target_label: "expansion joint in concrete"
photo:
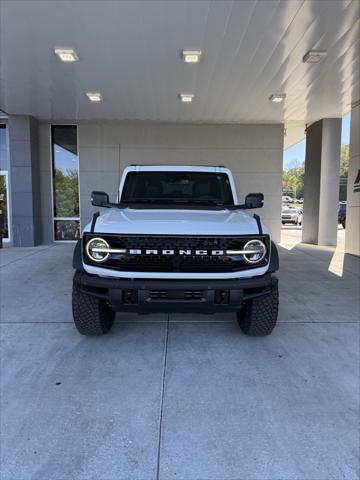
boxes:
[156,315,170,480]
[0,245,55,268]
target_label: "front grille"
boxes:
[83,234,269,273]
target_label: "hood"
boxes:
[84,207,267,236]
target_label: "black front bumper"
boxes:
[74,271,278,314]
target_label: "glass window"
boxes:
[54,220,80,241]
[0,125,7,164]
[0,125,10,241]
[121,171,234,206]
[0,171,9,241]
[51,126,80,240]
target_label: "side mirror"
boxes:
[91,191,110,207]
[245,193,264,209]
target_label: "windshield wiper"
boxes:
[121,199,158,203]
[189,199,227,206]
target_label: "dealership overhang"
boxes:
[0,0,359,253]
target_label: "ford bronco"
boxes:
[72,165,279,336]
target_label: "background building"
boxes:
[0,0,359,254]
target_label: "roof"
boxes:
[0,0,359,148]
[123,165,231,173]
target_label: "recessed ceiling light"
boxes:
[86,92,102,102]
[178,93,194,103]
[54,48,79,62]
[269,93,286,103]
[182,49,202,63]
[303,50,327,63]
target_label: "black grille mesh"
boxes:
[83,234,269,273]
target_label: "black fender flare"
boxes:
[268,241,279,273]
[72,239,84,271]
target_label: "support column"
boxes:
[8,115,41,246]
[302,118,342,246]
[345,102,360,256]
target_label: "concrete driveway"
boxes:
[1,233,359,480]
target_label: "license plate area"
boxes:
[148,289,204,301]
[108,287,243,310]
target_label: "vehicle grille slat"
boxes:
[84,235,269,273]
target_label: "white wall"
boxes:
[78,122,283,242]
[345,103,360,256]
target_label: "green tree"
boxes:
[282,171,297,193]
[282,164,305,199]
[340,144,349,176]
[54,168,79,217]
[339,144,349,201]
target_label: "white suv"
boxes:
[72,165,279,336]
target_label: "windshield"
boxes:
[121,171,234,206]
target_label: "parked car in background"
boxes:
[282,195,294,203]
[338,202,346,228]
[281,206,303,225]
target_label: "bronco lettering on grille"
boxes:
[128,249,224,256]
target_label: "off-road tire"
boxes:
[237,281,279,336]
[72,277,115,336]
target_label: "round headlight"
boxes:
[243,239,266,264]
[86,237,110,263]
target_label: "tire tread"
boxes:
[237,281,279,336]
[72,273,114,336]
